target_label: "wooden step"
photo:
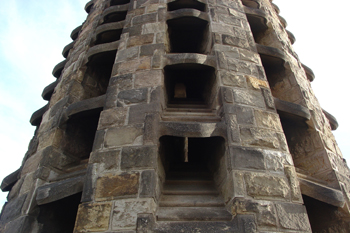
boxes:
[159,194,225,207]
[157,207,232,221]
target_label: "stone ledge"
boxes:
[302,63,315,82]
[256,44,287,67]
[274,97,311,121]
[167,0,206,6]
[278,15,287,28]
[70,25,82,40]
[243,6,268,32]
[42,80,59,101]
[36,175,85,205]
[286,30,295,45]
[87,40,120,63]
[164,53,216,68]
[166,9,209,22]
[102,3,129,22]
[241,0,260,9]
[95,21,125,39]
[30,104,49,126]
[1,169,20,192]
[298,176,345,207]
[271,2,280,14]
[60,95,105,125]
[62,41,75,58]
[52,60,67,78]
[85,0,94,14]
[323,108,339,130]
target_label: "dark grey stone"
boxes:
[125,25,143,37]
[261,88,275,109]
[1,169,20,192]
[140,170,156,198]
[224,105,255,125]
[129,103,161,124]
[3,215,35,233]
[81,164,96,203]
[118,88,148,104]
[0,194,27,224]
[221,87,233,103]
[230,147,265,170]
[90,150,120,171]
[121,146,157,170]
[109,74,133,89]
[92,130,106,152]
[140,44,164,56]
[144,113,160,145]
[222,34,249,49]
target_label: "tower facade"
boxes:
[1,0,350,232]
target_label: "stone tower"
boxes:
[1,0,350,232]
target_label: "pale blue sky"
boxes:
[1,0,349,209]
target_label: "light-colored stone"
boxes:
[276,203,311,231]
[74,203,112,232]
[264,150,293,173]
[255,110,283,132]
[112,199,156,230]
[220,71,246,87]
[233,89,266,108]
[240,127,280,149]
[98,108,128,130]
[246,76,268,90]
[134,70,162,88]
[105,126,143,148]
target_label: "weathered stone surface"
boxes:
[246,76,268,90]
[98,107,127,130]
[233,89,265,108]
[96,172,140,200]
[240,127,280,149]
[285,166,303,202]
[230,147,265,170]
[220,71,246,87]
[261,87,275,109]
[105,126,143,148]
[112,199,156,230]
[121,146,157,170]
[118,88,148,105]
[226,114,240,143]
[232,198,277,227]
[74,202,112,232]
[264,150,292,173]
[2,215,35,233]
[127,34,154,47]
[225,105,255,125]
[244,173,290,199]
[222,34,250,49]
[90,150,120,171]
[255,110,283,132]
[129,103,161,124]
[134,70,162,88]
[0,194,27,224]
[116,47,139,62]
[140,43,164,56]
[276,203,311,231]
[133,13,157,26]
[140,170,157,198]
[109,74,133,91]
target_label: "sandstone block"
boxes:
[105,126,143,148]
[225,105,254,125]
[285,166,303,202]
[233,89,266,108]
[118,88,148,105]
[244,173,290,199]
[261,87,275,109]
[112,199,156,230]
[254,110,283,132]
[121,146,157,170]
[127,34,154,48]
[95,172,140,200]
[240,127,280,149]
[276,203,311,231]
[230,147,265,170]
[116,47,139,62]
[246,76,268,90]
[222,34,250,49]
[134,70,162,88]
[264,150,292,173]
[90,150,120,171]
[220,71,246,88]
[98,107,127,130]
[74,202,112,232]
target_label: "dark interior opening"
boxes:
[95,28,123,45]
[167,17,209,53]
[247,15,268,44]
[302,195,346,233]
[260,55,286,88]
[168,0,206,12]
[164,63,216,107]
[62,111,101,166]
[159,136,225,180]
[104,11,127,24]
[110,0,130,6]
[82,52,115,99]
[37,192,81,233]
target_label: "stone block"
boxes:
[0,194,27,224]
[132,13,157,26]
[254,110,283,132]
[92,130,105,152]
[129,103,161,124]
[246,76,268,90]
[125,24,143,36]
[244,173,290,199]
[127,34,154,48]
[142,22,166,34]
[285,166,303,203]
[134,70,162,88]
[220,70,246,88]
[140,43,164,56]
[117,57,151,75]
[225,105,254,125]
[98,108,127,130]
[109,74,133,91]
[276,203,311,231]
[90,150,120,171]
[232,198,277,227]
[81,164,97,203]
[216,51,228,69]
[240,49,260,64]
[74,202,112,232]
[95,172,140,200]
[240,127,280,149]
[121,146,157,170]
[218,14,242,26]
[2,215,35,233]
[140,170,157,198]
[233,89,266,108]
[105,126,143,148]
[112,199,156,230]
[118,88,148,105]
[221,87,233,103]
[226,114,240,143]
[261,87,275,109]
[211,22,234,34]
[230,147,265,170]
[222,34,250,49]
[116,47,139,62]
[144,113,160,145]
[264,150,292,173]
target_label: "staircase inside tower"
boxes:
[157,136,231,223]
